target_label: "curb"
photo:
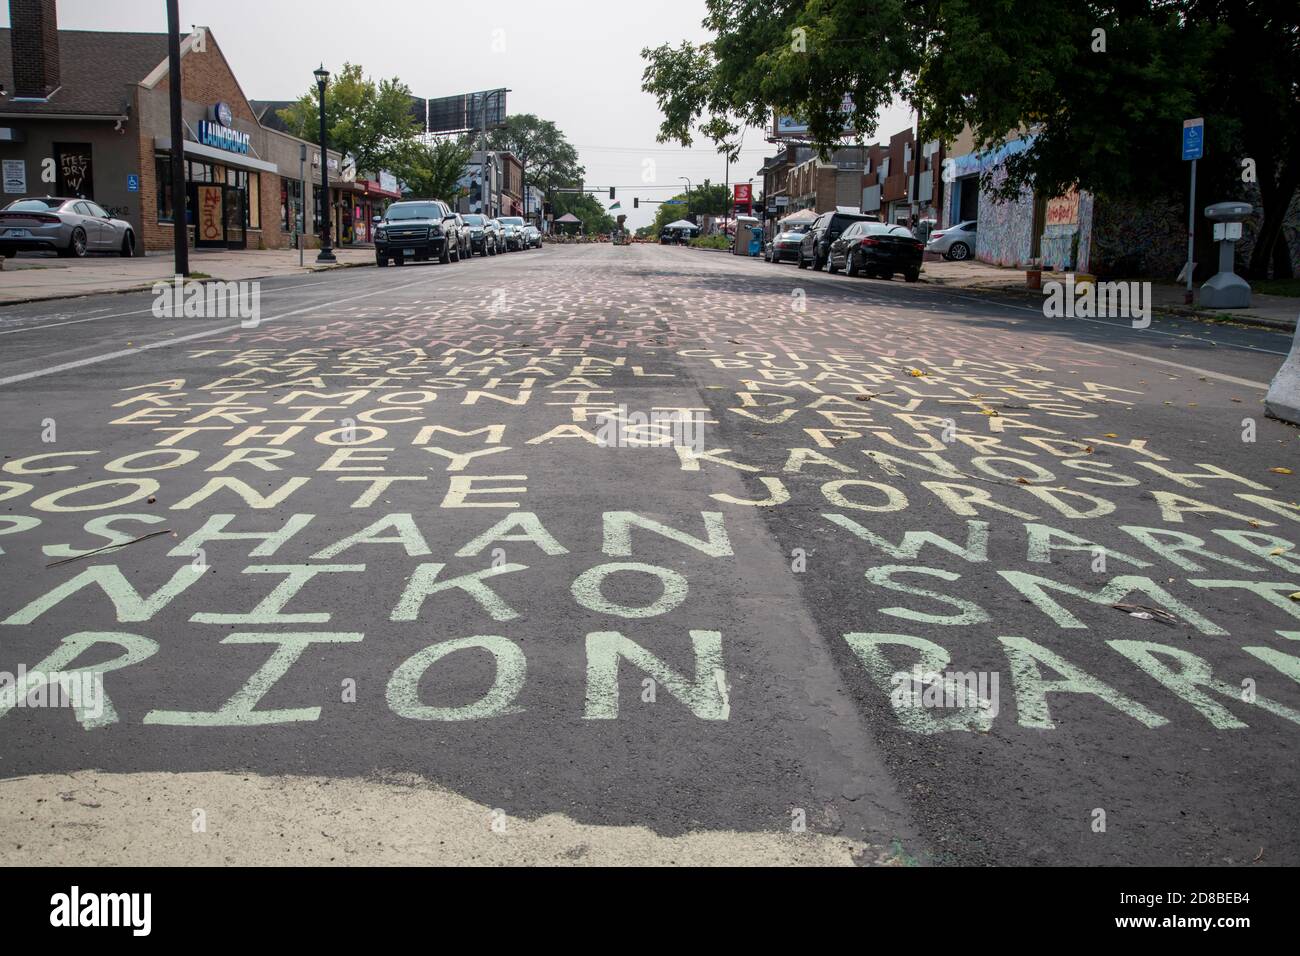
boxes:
[0,258,375,309]
[917,275,1296,333]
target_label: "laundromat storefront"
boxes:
[154,133,277,250]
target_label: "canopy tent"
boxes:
[778,208,818,227]
[664,219,699,231]
[553,212,583,234]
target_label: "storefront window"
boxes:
[282,180,304,234]
[248,173,260,229]
[155,154,173,222]
[186,160,216,183]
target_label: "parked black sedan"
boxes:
[765,225,809,263]
[827,221,925,282]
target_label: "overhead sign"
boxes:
[198,119,250,155]
[423,90,508,134]
[1182,118,1204,161]
[773,95,858,140]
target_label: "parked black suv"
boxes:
[798,210,875,271]
[374,199,460,266]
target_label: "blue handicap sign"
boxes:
[127,174,140,192]
[1181,120,1204,161]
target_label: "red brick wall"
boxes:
[9,0,60,97]
[140,35,287,251]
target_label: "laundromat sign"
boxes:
[197,101,250,154]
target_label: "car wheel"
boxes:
[60,227,88,258]
[904,269,920,283]
[847,252,860,278]
[813,253,825,271]
[797,252,808,270]
[880,272,893,281]
[828,255,840,274]
[377,254,389,267]
[119,231,136,258]
[439,243,451,264]
[394,254,405,266]
[949,241,970,261]
[2,249,16,259]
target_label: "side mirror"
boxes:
[444,215,457,222]
[372,216,382,224]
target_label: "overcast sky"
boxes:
[3,0,913,228]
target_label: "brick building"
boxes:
[0,0,340,253]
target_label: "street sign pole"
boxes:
[1181,117,1204,305]
[1186,157,1197,304]
[166,0,188,276]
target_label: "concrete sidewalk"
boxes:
[0,246,375,305]
[919,258,1299,330]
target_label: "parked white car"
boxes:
[926,220,977,261]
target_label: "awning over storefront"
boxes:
[156,136,279,175]
[358,179,402,200]
[949,134,1036,178]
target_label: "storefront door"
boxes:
[192,183,227,248]
[225,188,247,249]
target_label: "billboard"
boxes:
[421,89,508,135]
[773,94,859,141]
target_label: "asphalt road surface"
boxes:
[1,244,1297,865]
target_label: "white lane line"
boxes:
[0,274,362,336]
[754,261,1282,386]
[0,273,436,388]
[1053,340,1270,389]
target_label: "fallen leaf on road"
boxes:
[1289,592,1300,602]
[1103,433,1118,438]
[907,368,927,377]
[1269,467,1293,475]
[1112,603,1180,626]
[980,408,999,417]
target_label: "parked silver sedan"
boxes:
[0,196,137,258]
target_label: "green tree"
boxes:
[552,192,615,234]
[642,1,1298,277]
[474,113,585,204]
[278,63,419,174]
[392,138,473,203]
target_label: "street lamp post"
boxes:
[314,65,336,263]
[679,176,692,219]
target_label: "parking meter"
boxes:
[1199,201,1253,309]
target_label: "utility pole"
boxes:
[166,0,188,275]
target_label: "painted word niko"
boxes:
[2,506,1299,735]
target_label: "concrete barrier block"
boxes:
[1265,320,1300,425]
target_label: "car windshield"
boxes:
[463,215,486,225]
[385,204,442,220]
[4,199,64,212]
[500,217,525,226]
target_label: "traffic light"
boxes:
[633,198,639,209]
[609,187,616,200]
